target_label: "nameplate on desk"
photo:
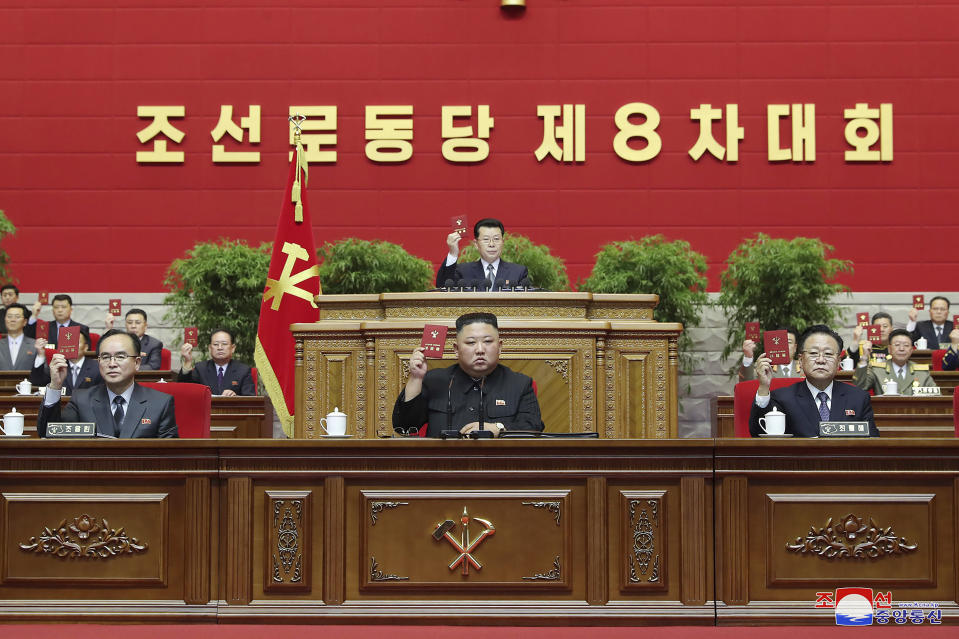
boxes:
[45,422,98,438]
[819,421,870,437]
[913,386,941,396]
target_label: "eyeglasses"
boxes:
[98,353,136,364]
[478,237,502,246]
[802,351,837,362]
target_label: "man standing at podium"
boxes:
[435,218,529,289]
[393,312,544,437]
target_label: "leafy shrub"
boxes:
[581,235,709,379]
[163,239,272,363]
[718,233,852,374]
[317,238,433,293]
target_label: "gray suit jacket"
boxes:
[37,382,178,438]
[138,334,164,370]
[0,336,38,370]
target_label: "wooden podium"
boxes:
[292,293,683,439]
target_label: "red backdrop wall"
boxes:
[2,0,957,292]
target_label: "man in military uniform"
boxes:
[853,329,937,396]
[942,327,959,371]
[739,327,802,381]
[848,311,894,368]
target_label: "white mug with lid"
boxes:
[758,407,786,435]
[883,379,898,395]
[915,337,928,350]
[0,407,25,436]
[15,379,31,395]
[320,407,347,436]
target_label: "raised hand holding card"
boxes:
[420,324,448,359]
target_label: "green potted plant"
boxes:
[580,235,708,378]
[718,233,852,375]
[458,233,570,291]
[163,239,272,364]
[317,238,433,293]
[0,210,17,283]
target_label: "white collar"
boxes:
[806,380,834,401]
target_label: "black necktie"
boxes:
[817,392,830,422]
[113,396,125,433]
[486,264,494,290]
[936,326,943,341]
[217,366,224,393]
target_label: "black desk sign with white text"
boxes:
[819,421,871,437]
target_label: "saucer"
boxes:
[882,392,900,396]
[759,433,793,438]
[321,434,351,439]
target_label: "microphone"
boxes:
[483,277,493,291]
[472,278,486,291]
[471,376,493,438]
[444,278,455,290]
[456,278,468,291]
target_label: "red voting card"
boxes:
[109,298,122,316]
[37,291,49,305]
[184,327,199,346]
[954,315,959,327]
[420,324,448,359]
[58,326,81,360]
[764,330,790,365]
[867,324,882,344]
[35,319,49,341]
[450,214,468,237]
[745,322,760,342]
[913,294,924,310]
[856,312,869,327]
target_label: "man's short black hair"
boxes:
[473,218,505,238]
[97,328,141,358]
[78,327,91,348]
[52,294,73,306]
[126,308,148,321]
[4,303,28,318]
[455,312,498,333]
[930,295,951,309]
[872,311,893,324]
[210,328,235,345]
[1,284,19,296]
[798,324,844,355]
[888,328,913,343]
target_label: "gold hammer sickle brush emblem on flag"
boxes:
[262,242,320,310]
[432,507,495,575]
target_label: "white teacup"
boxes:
[840,356,854,371]
[0,408,25,436]
[320,407,347,436]
[15,379,31,395]
[758,408,786,435]
[883,379,898,395]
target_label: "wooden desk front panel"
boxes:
[712,394,957,438]
[715,441,959,624]
[0,441,218,620]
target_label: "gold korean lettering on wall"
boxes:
[844,103,893,162]
[211,105,261,163]
[365,105,414,162]
[135,101,893,166]
[767,103,816,162]
[289,106,337,163]
[535,104,585,163]
[688,104,745,162]
[136,106,186,163]
[442,105,495,163]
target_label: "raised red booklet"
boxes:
[867,324,882,344]
[450,214,468,237]
[58,326,81,360]
[913,294,924,310]
[35,319,49,341]
[109,298,122,316]
[764,329,790,365]
[745,322,760,343]
[184,327,199,347]
[856,312,869,327]
[420,324,448,359]
[37,291,49,305]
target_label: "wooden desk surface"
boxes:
[0,393,273,438]
[0,439,956,624]
[712,392,957,438]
